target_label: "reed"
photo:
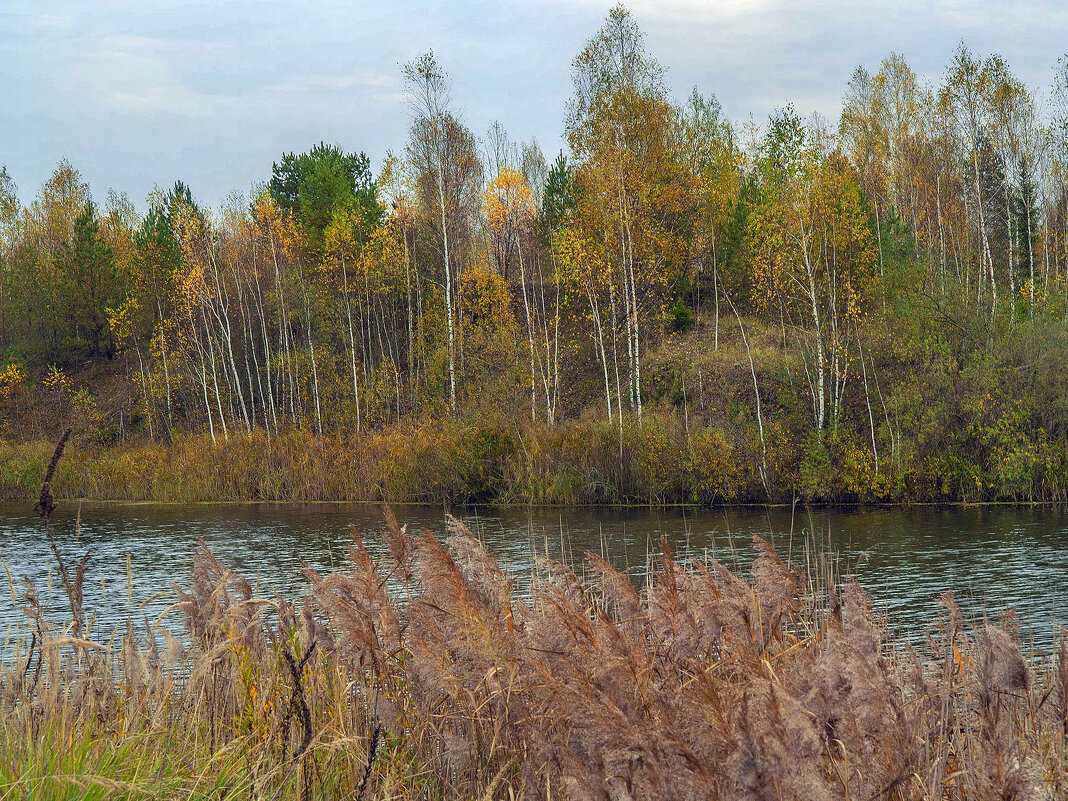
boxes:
[1,506,1066,799]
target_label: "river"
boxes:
[1,501,1065,648]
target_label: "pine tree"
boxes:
[55,201,120,362]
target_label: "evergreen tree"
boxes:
[541,153,577,238]
[55,201,120,362]
[1011,154,1041,310]
[269,143,379,251]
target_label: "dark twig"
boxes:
[34,428,71,523]
[356,724,383,800]
[33,429,89,637]
[282,641,316,764]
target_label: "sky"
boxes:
[2,0,1067,210]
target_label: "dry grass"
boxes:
[2,506,1067,799]
[0,417,758,506]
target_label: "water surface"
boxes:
[1,502,1065,648]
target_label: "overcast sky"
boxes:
[3,0,1066,209]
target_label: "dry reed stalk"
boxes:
[2,504,1067,800]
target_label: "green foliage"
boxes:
[799,429,832,500]
[269,143,379,251]
[540,152,577,239]
[132,206,181,334]
[667,299,694,332]
[53,201,120,363]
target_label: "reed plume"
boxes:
[0,505,1065,799]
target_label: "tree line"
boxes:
[4,5,1068,502]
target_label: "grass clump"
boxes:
[3,504,1068,798]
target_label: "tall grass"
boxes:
[2,504,1067,799]
[0,417,758,505]
[5,407,1068,504]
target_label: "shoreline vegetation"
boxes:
[3,414,1068,506]
[3,504,1067,799]
[4,6,1068,508]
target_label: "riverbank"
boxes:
[2,509,1064,799]
[3,411,1068,506]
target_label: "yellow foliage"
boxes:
[0,362,24,399]
[483,167,534,235]
[106,297,139,344]
[43,365,70,393]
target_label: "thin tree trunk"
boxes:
[438,170,457,414]
[726,290,768,495]
[589,289,612,422]
[517,239,537,422]
[342,258,361,433]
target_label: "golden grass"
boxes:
[0,416,758,506]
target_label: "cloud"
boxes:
[35,13,77,32]
[73,35,403,120]
[76,35,215,116]
[260,73,403,111]
[6,0,1067,208]
[586,0,1067,122]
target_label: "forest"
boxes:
[4,6,1068,505]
